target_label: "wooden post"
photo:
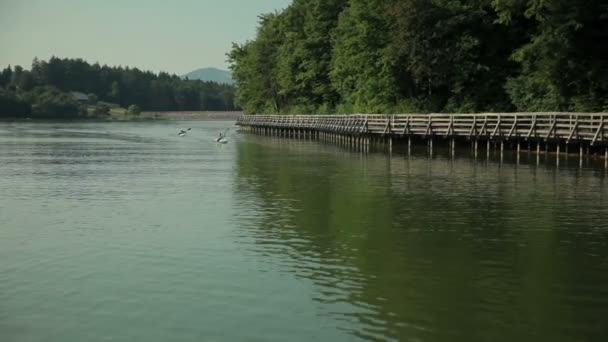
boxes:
[500,141,504,164]
[517,141,520,165]
[580,144,584,168]
[429,138,433,158]
[487,140,490,160]
[389,136,393,155]
[474,140,478,159]
[556,143,560,167]
[408,136,411,157]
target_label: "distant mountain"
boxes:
[182,67,234,85]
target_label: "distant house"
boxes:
[70,91,88,102]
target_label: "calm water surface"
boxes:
[1,120,607,342]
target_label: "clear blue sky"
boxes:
[0,0,291,74]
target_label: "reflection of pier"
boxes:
[237,113,608,167]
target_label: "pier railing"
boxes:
[237,113,607,146]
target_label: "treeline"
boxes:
[0,57,237,119]
[228,0,608,114]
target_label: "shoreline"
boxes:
[0,111,243,122]
[140,111,242,120]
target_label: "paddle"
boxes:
[216,128,230,142]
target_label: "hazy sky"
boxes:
[0,0,291,74]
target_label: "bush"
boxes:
[28,86,82,119]
[93,104,110,116]
[0,89,31,118]
[127,104,141,115]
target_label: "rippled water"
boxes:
[1,121,607,342]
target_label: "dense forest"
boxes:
[0,57,237,119]
[228,0,608,114]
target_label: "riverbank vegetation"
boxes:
[228,0,608,114]
[0,57,237,119]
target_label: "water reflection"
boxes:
[234,136,608,342]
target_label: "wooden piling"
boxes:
[474,140,478,159]
[236,113,607,166]
[408,137,411,156]
[487,140,490,160]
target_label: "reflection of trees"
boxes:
[234,140,608,342]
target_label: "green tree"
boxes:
[0,88,31,117]
[0,66,13,87]
[495,0,608,111]
[331,0,396,113]
[228,13,286,113]
[274,0,347,113]
[1,57,239,119]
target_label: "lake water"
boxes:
[1,120,607,342]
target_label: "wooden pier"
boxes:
[236,113,608,166]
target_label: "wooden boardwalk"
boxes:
[237,113,608,164]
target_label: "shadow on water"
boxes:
[233,136,608,342]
